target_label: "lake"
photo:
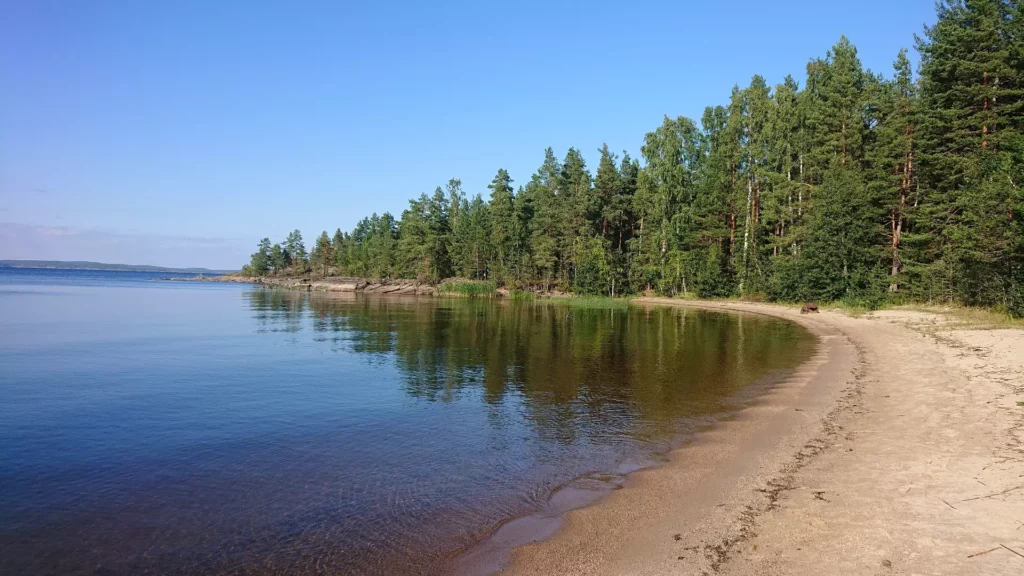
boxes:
[0,268,815,575]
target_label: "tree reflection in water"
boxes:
[245,289,814,446]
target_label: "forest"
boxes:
[245,0,1024,316]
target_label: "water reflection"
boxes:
[246,290,813,446]
[0,285,814,576]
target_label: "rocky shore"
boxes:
[167,274,436,295]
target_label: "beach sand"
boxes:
[486,300,1024,575]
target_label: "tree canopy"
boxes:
[245,1,1024,316]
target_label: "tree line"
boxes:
[246,1,1024,315]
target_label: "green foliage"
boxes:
[310,231,333,277]
[487,169,519,285]
[285,230,307,273]
[550,296,630,310]
[436,279,497,297]
[270,243,287,273]
[573,237,612,295]
[509,289,535,301]
[696,244,736,298]
[914,0,1024,314]
[779,168,885,303]
[249,238,272,275]
[242,2,1022,316]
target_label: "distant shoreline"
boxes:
[0,260,234,275]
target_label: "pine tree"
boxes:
[594,144,621,238]
[270,243,287,273]
[458,195,491,280]
[285,230,307,273]
[397,187,454,282]
[557,148,593,286]
[868,49,919,294]
[805,36,869,174]
[775,167,883,303]
[249,238,272,275]
[917,0,1023,308]
[764,76,803,263]
[487,169,517,285]
[332,228,350,272]
[311,231,333,277]
[692,105,738,296]
[524,148,561,290]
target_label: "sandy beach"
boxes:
[493,300,1024,575]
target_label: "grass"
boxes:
[508,289,535,301]
[782,299,1023,328]
[626,292,1024,327]
[891,303,1024,329]
[548,295,631,310]
[436,280,1024,327]
[666,291,700,301]
[436,279,497,297]
[812,300,877,317]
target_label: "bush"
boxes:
[436,279,497,297]
[551,296,629,310]
[509,289,535,301]
[573,238,612,296]
[696,245,736,298]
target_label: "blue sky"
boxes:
[1,0,936,269]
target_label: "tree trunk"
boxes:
[729,209,736,259]
[889,207,901,291]
[743,179,752,261]
[798,154,804,217]
[729,165,737,261]
[741,179,752,291]
[890,122,913,292]
[753,180,760,226]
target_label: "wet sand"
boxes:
[479,300,1024,575]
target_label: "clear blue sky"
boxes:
[1,0,936,269]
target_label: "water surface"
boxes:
[0,268,814,575]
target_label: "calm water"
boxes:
[0,268,815,575]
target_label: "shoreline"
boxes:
[446,304,828,576]
[69,276,1024,572]
[471,299,1024,575]
[446,300,856,575]
[165,274,439,295]
[150,281,1024,571]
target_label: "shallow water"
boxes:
[0,268,814,575]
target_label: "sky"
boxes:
[1,0,938,270]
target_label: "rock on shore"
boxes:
[169,274,435,295]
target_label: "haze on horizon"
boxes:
[1,0,934,270]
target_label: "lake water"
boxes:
[0,268,815,575]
